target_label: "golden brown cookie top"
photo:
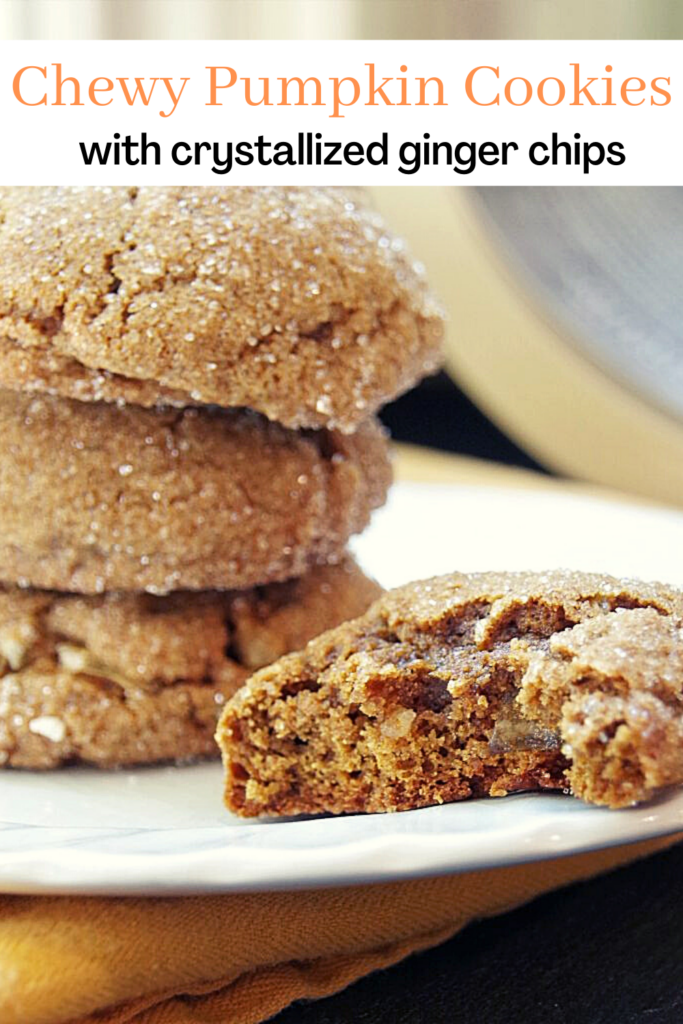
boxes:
[0,186,443,429]
[0,389,390,593]
[379,568,683,639]
[236,568,683,700]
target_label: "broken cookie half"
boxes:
[217,570,683,815]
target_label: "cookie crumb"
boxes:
[28,716,66,743]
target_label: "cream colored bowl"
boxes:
[371,187,683,507]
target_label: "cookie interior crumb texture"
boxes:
[217,570,683,815]
[0,556,381,768]
[0,389,391,593]
[0,186,444,430]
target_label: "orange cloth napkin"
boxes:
[1,833,679,1024]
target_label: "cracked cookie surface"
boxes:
[0,186,443,430]
[0,389,390,593]
[0,555,381,768]
[217,570,683,815]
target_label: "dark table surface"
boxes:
[272,375,683,1024]
[273,842,683,1024]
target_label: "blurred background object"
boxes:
[372,187,683,507]
[2,0,682,40]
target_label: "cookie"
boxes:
[0,186,443,431]
[0,555,381,768]
[218,569,683,815]
[0,389,390,593]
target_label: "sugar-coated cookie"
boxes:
[0,556,381,768]
[0,186,443,430]
[0,390,390,593]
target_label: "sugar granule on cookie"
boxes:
[0,556,381,769]
[217,570,683,815]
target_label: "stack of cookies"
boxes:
[0,186,443,769]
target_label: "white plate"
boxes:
[3,480,683,895]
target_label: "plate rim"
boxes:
[4,480,683,894]
[2,788,683,895]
